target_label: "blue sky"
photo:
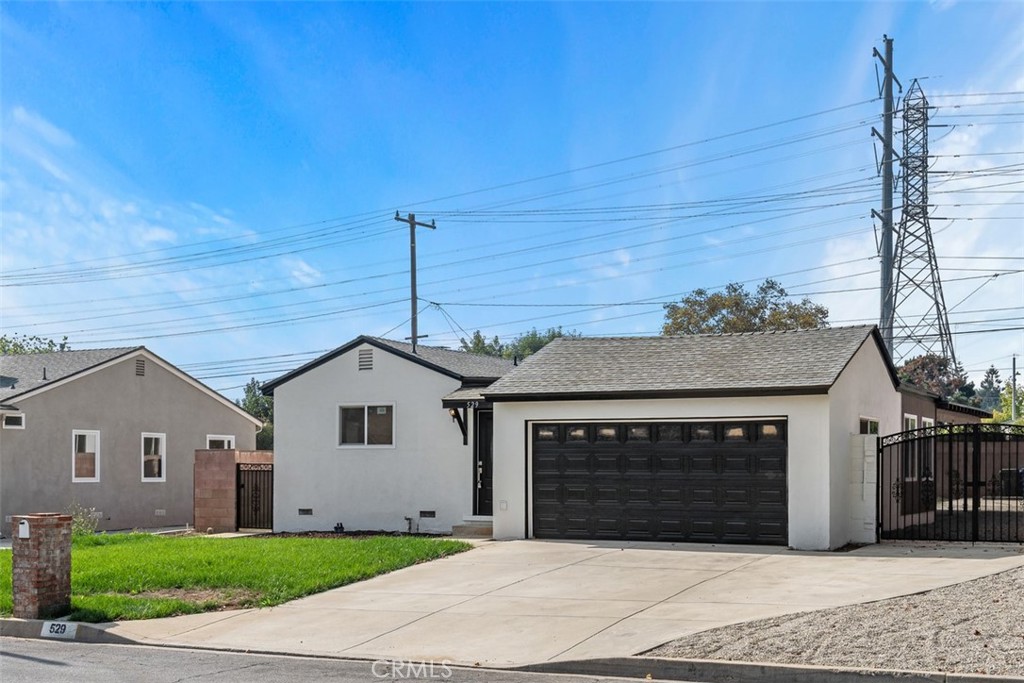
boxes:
[1,1,1021,398]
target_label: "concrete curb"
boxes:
[518,657,1024,683]
[0,618,135,645]
[4,620,1021,683]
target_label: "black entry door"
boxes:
[475,410,494,515]
[532,421,787,545]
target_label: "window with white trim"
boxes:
[919,417,935,480]
[900,415,927,481]
[859,418,879,435]
[2,413,25,429]
[206,435,235,449]
[72,430,100,482]
[338,404,394,446]
[141,433,166,481]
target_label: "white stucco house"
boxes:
[262,336,513,534]
[483,325,901,550]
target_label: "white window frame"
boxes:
[2,413,25,429]
[72,429,101,483]
[919,417,936,481]
[901,414,922,482]
[206,434,235,449]
[141,432,167,482]
[859,417,879,435]
[337,403,396,448]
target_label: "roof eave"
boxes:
[262,336,469,395]
[484,385,833,402]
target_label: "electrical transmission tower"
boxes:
[889,79,957,367]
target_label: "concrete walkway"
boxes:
[99,539,1024,668]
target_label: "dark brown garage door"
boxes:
[532,420,787,545]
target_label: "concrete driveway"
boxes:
[102,539,1024,667]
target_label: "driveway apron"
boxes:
[101,539,1024,667]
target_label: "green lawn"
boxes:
[0,533,470,622]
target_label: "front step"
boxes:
[451,521,493,538]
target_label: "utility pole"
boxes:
[394,212,436,355]
[872,35,899,358]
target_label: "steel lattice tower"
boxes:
[890,79,957,366]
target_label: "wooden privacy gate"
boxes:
[879,424,1023,543]
[237,463,274,530]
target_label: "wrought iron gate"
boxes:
[879,423,1023,542]
[237,463,273,530]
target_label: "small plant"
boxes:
[65,501,99,538]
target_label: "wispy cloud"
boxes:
[284,257,322,286]
[11,106,75,147]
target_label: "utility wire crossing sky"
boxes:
[1,2,1021,398]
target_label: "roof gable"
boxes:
[1,347,139,400]
[483,326,897,400]
[0,347,262,427]
[262,335,514,395]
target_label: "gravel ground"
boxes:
[647,566,1024,677]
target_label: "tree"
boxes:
[661,279,828,336]
[236,377,274,449]
[503,327,579,360]
[0,334,70,354]
[459,327,579,360]
[990,381,1023,424]
[977,365,1003,412]
[898,354,979,405]
[460,331,504,357]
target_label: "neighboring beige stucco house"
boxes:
[0,347,261,535]
[484,326,902,551]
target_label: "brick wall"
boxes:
[11,513,72,619]
[194,450,273,533]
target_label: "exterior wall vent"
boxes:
[298,508,313,516]
[419,510,436,518]
[358,348,373,371]
[136,359,146,376]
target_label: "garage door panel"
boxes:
[534,483,561,505]
[626,486,651,504]
[756,449,786,465]
[533,420,788,545]
[690,487,717,505]
[655,453,685,471]
[564,484,590,505]
[563,453,590,474]
[626,454,653,472]
[722,454,753,473]
[593,454,620,473]
[689,455,717,474]
[534,453,560,475]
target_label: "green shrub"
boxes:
[65,501,99,538]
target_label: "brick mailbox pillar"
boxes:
[11,513,72,619]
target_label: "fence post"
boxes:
[971,424,982,543]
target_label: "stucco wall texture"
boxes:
[0,354,257,535]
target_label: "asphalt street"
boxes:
[0,637,682,683]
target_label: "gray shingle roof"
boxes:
[0,347,139,401]
[262,335,514,394]
[368,337,514,379]
[483,326,893,399]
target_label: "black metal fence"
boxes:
[237,463,274,530]
[878,423,1023,543]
